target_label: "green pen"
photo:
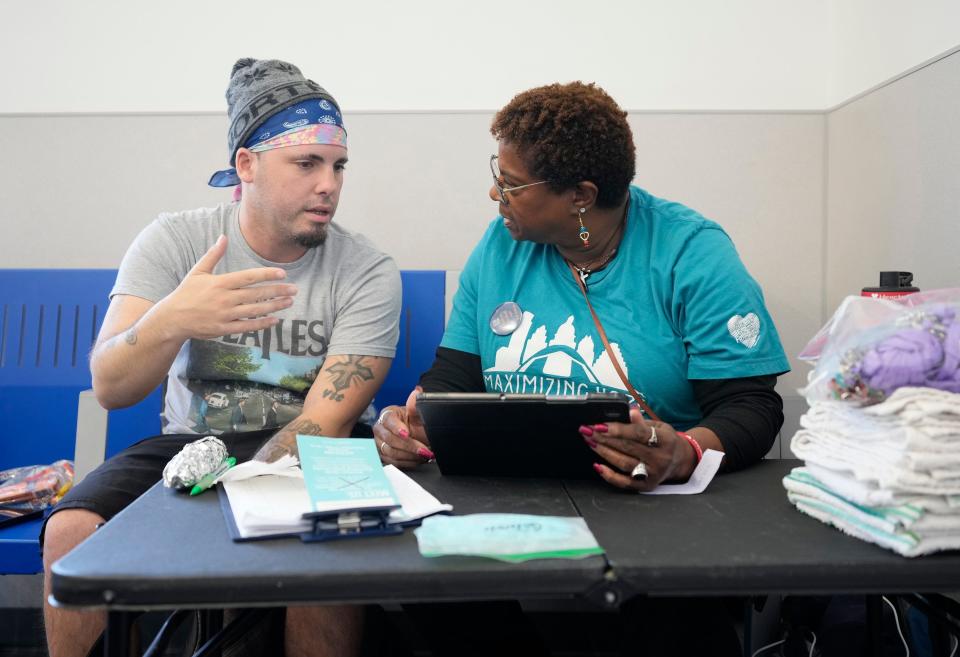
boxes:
[189,456,237,496]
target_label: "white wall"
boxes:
[827,0,960,107]
[6,2,959,114]
[7,2,958,113]
[1,0,834,112]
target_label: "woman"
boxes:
[374,82,788,490]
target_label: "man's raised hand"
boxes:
[160,235,298,341]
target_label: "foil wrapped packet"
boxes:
[163,436,229,490]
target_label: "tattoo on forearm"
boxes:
[322,355,376,402]
[254,418,323,462]
[254,441,293,463]
[97,326,138,353]
[287,419,323,436]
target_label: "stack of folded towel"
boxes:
[785,386,960,557]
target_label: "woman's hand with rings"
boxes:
[371,386,434,469]
[579,407,697,491]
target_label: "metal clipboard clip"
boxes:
[301,506,403,543]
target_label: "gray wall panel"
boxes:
[826,50,960,309]
[629,113,825,399]
[0,114,230,269]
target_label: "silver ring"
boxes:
[647,425,659,448]
[379,440,388,455]
[376,409,395,426]
[631,462,648,481]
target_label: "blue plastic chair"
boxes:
[0,269,117,468]
[0,269,116,573]
[378,270,446,409]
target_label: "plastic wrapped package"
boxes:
[798,288,960,405]
[0,460,75,521]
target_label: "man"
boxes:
[42,58,401,657]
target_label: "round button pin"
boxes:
[489,301,523,336]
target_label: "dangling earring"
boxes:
[577,207,590,248]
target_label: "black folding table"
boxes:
[51,460,960,656]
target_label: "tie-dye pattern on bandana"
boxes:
[209,99,346,187]
[249,123,347,153]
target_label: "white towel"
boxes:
[790,429,960,495]
[786,468,960,530]
[801,398,960,454]
[864,387,960,423]
[788,493,960,557]
[804,401,960,433]
[783,470,960,557]
[802,463,959,512]
[800,387,960,425]
[801,404,960,454]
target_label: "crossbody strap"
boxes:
[568,262,661,423]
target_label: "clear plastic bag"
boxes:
[0,460,75,520]
[798,288,960,405]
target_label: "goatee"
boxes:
[294,225,328,249]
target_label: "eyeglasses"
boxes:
[490,154,548,205]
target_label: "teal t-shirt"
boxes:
[441,186,790,430]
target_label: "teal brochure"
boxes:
[296,436,400,514]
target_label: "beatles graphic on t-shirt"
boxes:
[182,321,328,434]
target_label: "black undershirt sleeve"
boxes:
[417,347,485,393]
[419,348,784,472]
[691,375,784,472]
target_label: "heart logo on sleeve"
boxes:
[727,313,761,348]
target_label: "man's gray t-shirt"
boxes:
[112,202,401,435]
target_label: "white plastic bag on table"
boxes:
[797,288,960,405]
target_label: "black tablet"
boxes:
[416,392,631,478]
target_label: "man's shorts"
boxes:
[41,429,274,546]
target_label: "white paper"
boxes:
[222,475,312,538]
[220,462,451,539]
[384,465,453,524]
[642,448,724,495]
[216,454,301,483]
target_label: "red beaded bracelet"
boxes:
[677,432,703,465]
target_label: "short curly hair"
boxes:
[491,82,635,209]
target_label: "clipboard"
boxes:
[217,483,403,543]
[217,441,452,542]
